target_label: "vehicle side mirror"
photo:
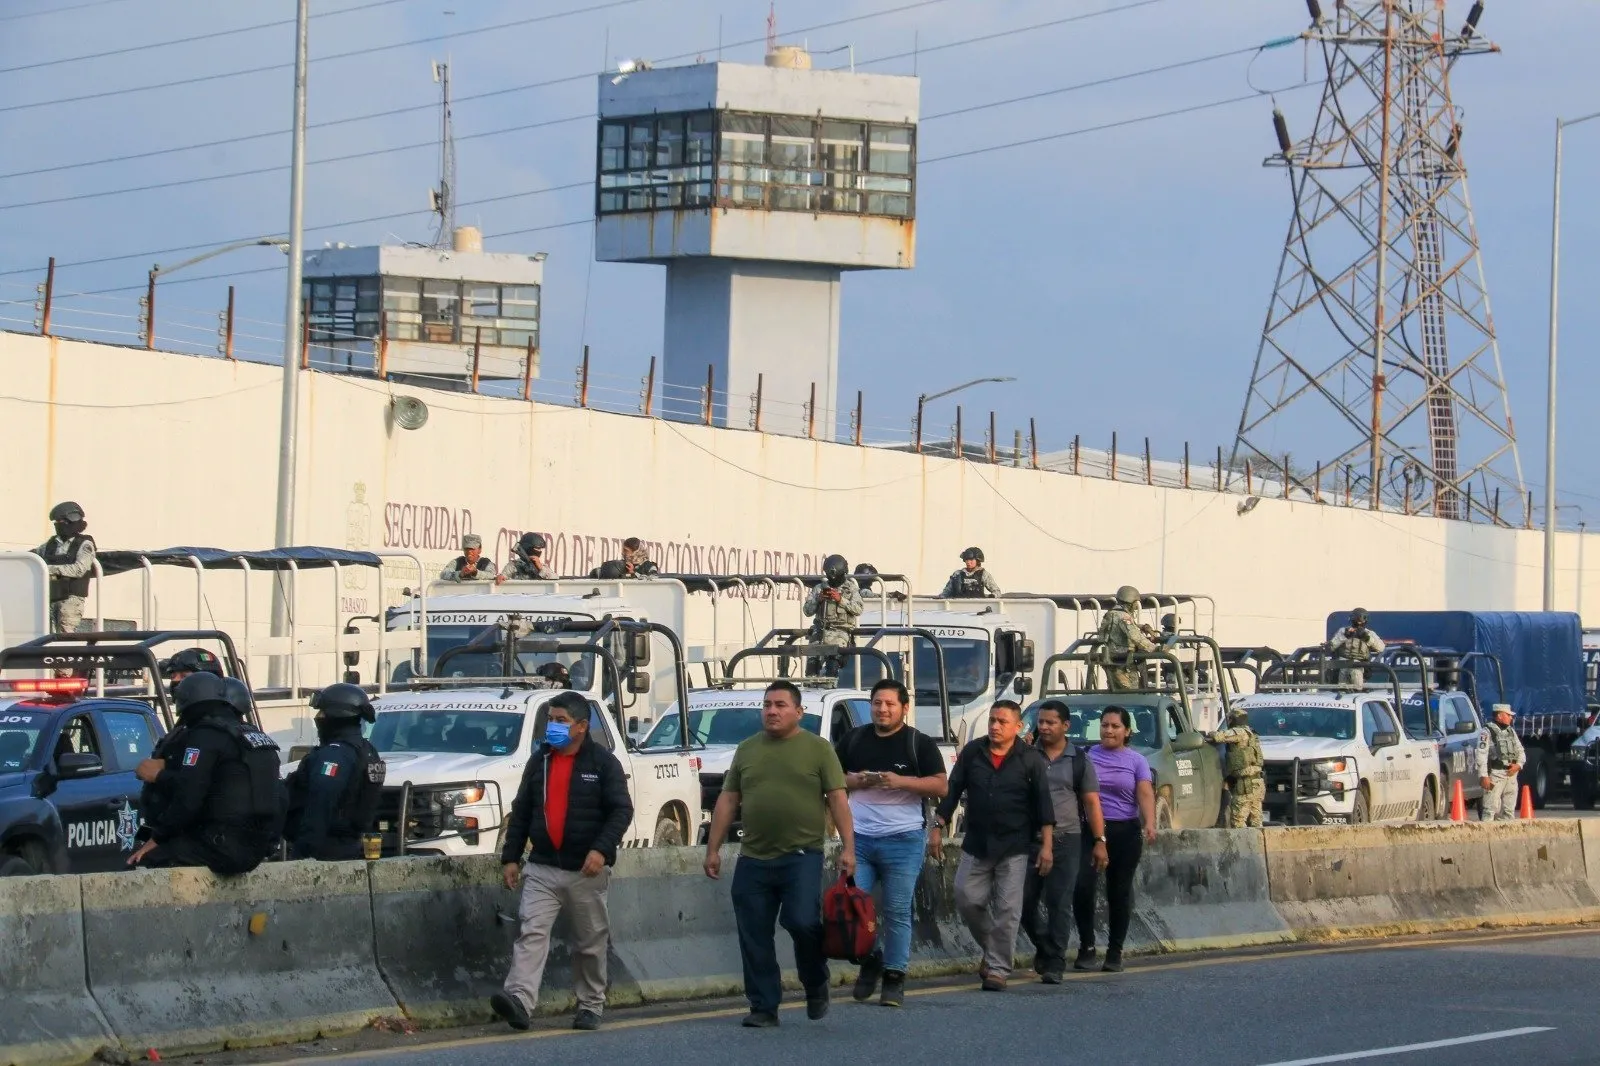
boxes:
[1173,731,1207,753]
[1013,675,1033,697]
[629,633,652,667]
[55,752,103,779]
[1016,637,1036,674]
[627,670,651,695]
[1451,719,1478,736]
[1371,730,1399,749]
[627,716,640,735]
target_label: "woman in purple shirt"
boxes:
[1073,706,1156,973]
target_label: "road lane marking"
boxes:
[1255,1027,1555,1066]
[260,928,1594,1065]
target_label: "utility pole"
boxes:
[271,0,310,663]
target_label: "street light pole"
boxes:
[1545,110,1600,610]
[913,376,1014,455]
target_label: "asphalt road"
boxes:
[216,927,1600,1066]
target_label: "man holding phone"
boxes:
[836,680,948,1007]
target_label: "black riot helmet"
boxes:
[516,532,547,557]
[1350,607,1369,627]
[174,671,232,719]
[48,501,85,523]
[310,682,376,724]
[1160,613,1176,633]
[960,546,984,565]
[160,647,224,680]
[537,662,570,688]
[822,554,849,586]
[220,676,253,723]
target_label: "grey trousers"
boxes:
[1481,771,1519,821]
[954,852,1029,979]
[503,862,612,1016]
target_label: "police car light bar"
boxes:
[0,678,89,696]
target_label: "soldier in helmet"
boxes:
[940,547,1001,599]
[536,662,570,689]
[1096,586,1158,692]
[441,533,498,582]
[591,537,660,579]
[498,532,554,583]
[803,554,863,677]
[32,501,96,634]
[159,647,224,686]
[284,683,387,860]
[1207,706,1265,827]
[1329,608,1385,685]
[128,672,284,874]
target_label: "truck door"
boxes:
[1444,695,1483,785]
[1362,701,1410,819]
[49,712,137,872]
[1162,703,1211,827]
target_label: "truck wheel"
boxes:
[1155,793,1173,832]
[1574,769,1596,811]
[1416,780,1437,822]
[652,814,685,847]
[1350,786,1370,824]
[0,856,34,877]
[1521,749,1549,810]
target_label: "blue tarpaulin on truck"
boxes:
[1326,610,1586,716]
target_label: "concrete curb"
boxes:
[79,864,398,1056]
[0,874,112,1066]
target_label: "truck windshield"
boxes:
[0,709,47,771]
[1399,695,1435,738]
[370,709,525,756]
[640,705,822,750]
[394,626,595,688]
[1246,706,1355,740]
[1021,702,1159,749]
[853,636,991,706]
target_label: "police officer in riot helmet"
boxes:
[498,532,553,583]
[940,547,1002,598]
[284,683,387,861]
[128,672,285,874]
[160,647,224,686]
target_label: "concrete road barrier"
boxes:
[0,875,112,1066]
[1128,829,1292,952]
[79,863,398,1055]
[1487,820,1600,923]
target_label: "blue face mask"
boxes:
[545,721,572,748]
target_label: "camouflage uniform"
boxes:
[803,576,863,647]
[1330,627,1384,685]
[1480,716,1526,821]
[34,533,96,634]
[500,556,553,581]
[1208,716,1265,827]
[1096,606,1157,692]
[939,567,1001,598]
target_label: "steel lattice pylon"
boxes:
[1230,0,1524,522]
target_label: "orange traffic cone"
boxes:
[1518,785,1535,820]
[1449,778,1466,822]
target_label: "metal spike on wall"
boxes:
[1230,0,1523,522]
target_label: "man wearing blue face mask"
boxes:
[492,691,634,1033]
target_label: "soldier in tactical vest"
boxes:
[1207,706,1265,827]
[284,683,387,860]
[128,672,284,874]
[1329,608,1385,685]
[497,532,553,583]
[441,533,498,582]
[1479,702,1525,822]
[940,547,1002,598]
[32,501,96,634]
[803,554,863,677]
[1096,586,1158,692]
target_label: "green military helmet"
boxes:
[1227,705,1250,724]
[1350,607,1369,625]
[1115,584,1141,607]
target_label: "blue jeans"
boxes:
[731,849,828,1014]
[854,829,926,973]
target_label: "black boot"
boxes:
[1073,947,1098,971]
[853,951,884,1002]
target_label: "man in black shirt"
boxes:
[836,679,948,1007]
[931,700,1053,992]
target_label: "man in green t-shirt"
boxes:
[704,681,854,1029]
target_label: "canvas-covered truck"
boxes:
[1328,611,1586,810]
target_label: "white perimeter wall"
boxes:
[2,331,1595,654]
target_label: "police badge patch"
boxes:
[116,800,138,852]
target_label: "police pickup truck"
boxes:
[0,630,259,876]
[358,617,700,856]
[1236,653,1439,825]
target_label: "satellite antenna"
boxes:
[429,58,456,248]
[391,395,430,430]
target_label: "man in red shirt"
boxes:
[492,691,634,1032]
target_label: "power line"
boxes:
[0,0,130,24]
[0,0,647,116]
[0,0,1183,212]
[0,30,1264,270]
[0,0,961,180]
[0,0,417,76]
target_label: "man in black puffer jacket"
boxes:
[491,691,634,1034]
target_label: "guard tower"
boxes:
[300,226,544,389]
[596,46,918,436]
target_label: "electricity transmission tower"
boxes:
[1231,0,1524,522]
[429,58,457,248]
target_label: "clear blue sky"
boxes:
[2,0,1598,518]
